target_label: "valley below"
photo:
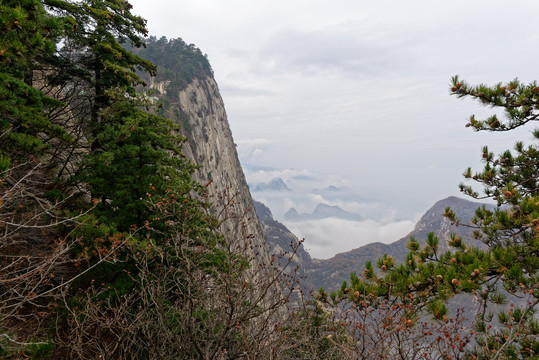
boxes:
[254,193,493,292]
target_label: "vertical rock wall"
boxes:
[152,76,271,266]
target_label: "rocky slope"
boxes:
[253,200,315,293]
[173,77,267,254]
[310,196,493,290]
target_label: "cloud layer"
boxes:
[287,218,415,259]
[130,0,538,210]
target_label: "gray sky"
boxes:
[129,0,539,257]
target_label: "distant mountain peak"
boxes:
[307,196,491,290]
[284,207,299,218]
[284,203,361,222]
[252,177,291,192]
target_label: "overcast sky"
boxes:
[128,0,539,256]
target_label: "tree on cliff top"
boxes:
[129,36,213,92]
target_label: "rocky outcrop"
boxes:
[133,39,268,262]
[309,196,492,290]
[137,58,262,257]
[254,200,315,293]
[139,47,289,322]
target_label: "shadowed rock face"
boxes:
[253,200,315,294]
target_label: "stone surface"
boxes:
[149,76,270,264]
[254,200,315,294]
[184,80,260,239]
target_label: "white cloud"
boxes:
[235,138,272,162]
[306,193,326,205]
[286,218,415,259]
[243,166,316,186]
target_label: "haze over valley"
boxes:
[247,174,419,258]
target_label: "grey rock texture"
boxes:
[148,77,270,265]
[178,78,268,256]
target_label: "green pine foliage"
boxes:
[129,36,213,93]
[0,0,69,160]
[0,1,308,357]
[0,1,291,358]
[79,91,197,231]
[317,77,539,358]
[45,0,156,145]
[0,0,61,78]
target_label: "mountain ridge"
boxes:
[285,203,362,222]
[259,195,494,291]
[252,177,292,192]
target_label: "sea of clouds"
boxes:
[243,164,423,259]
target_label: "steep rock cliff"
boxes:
[137,38,273,269]
[175,77,267,253]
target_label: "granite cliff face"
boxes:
[135,38,272,269]
[172,77,268,256]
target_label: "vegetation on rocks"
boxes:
[1,0,538,359]
[0,1,295,358]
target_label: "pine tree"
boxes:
[43,0,156,153]
[0,1,302,357]
[321,77,539,359]
[79,91,200,231]
[0,2,79,356]
[0,0,69,160]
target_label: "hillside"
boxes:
[311,196,493,290]
[254,200,315,293]
[2,2,536,358]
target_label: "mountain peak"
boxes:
[253,177,291,192]
[284,203,361,222]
